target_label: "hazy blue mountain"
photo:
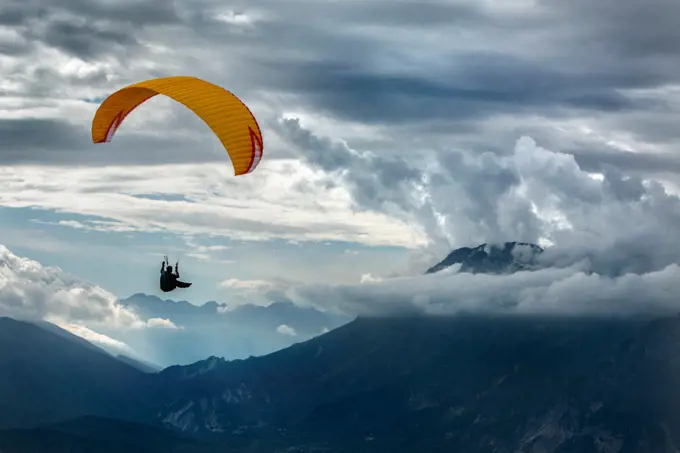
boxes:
[120,294,219,322]
[120,241,548,366]
[122,293,350,334]
[119,293,352,366]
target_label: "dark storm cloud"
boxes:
[0,67,112,101]
[0,118,235,166]
[0,40,32,57]
[277,118,423,215]
[0,0,178,59]
[3,0,680,179]
[0,0,178,28]
[0,119,83,152]
[189,0,491,30]
[260,57,657,125]
[0,6,46,26]
[206,0,680,156]
[546,0,680,59]
[277,119,544,247]
[340,1,486,26]
[39,21,138,60]
[570,147,680,176]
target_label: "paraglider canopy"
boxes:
[91,76,264,176]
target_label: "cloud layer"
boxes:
[293,262,680,318]
[2,0,680,326]
[0,244,138,327]
[270,135,680,318]
[0,161,424,247]
[0,245,178,354]
[2,0,680,253]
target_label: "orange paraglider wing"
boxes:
[91,76,264,176]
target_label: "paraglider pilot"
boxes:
[160,255,192,292]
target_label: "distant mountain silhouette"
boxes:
[122,293,350,334]
[121,294,220,322]
[3,313,680,451]
[426,241,544,274]
[119,294,352,365]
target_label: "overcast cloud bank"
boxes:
[2,0,680,338]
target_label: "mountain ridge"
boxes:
[3,313,680,451]
[0,317,154,430]
[117,293,352,366]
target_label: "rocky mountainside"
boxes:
[426,241,544,274]
[147,314,680,452]
[3,313,680,452]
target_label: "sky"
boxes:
[2,0,680,365]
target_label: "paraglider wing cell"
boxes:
[91,76,264,176]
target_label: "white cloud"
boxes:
[54,322,132,355]
[220,278,273,291]
[276,324,297,336]
[0,161,427,248]
[360,273,382,284]
[0,244,142,328]
[213,9,264,27]
[181,237,232,263]
[186,252,211,261]
[271,135,680,318]
[292,262,680,318]
[218,277,288,308]
[146,317,181,329]
[0,245,182,331]
[203,245,230,252]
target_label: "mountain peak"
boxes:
[426,241,544,274]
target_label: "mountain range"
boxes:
[114,294,352,366]
[112,242,538,366]
[2,242,680,452]
[3,311,680,451]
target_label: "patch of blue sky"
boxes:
[0,207,411,304]
[131,193,193,202]
[81,96,106,104]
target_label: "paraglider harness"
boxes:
[160,255,192,292]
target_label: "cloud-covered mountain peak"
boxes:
[426,241,544,274]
